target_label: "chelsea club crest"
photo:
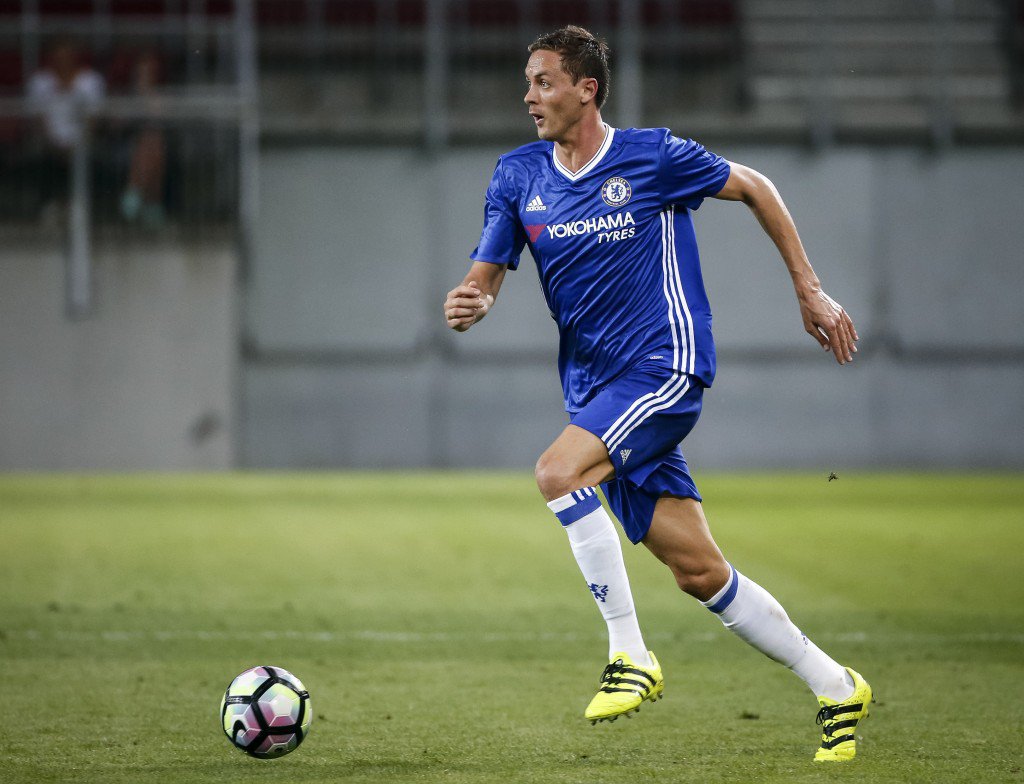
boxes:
[601,176,631,207]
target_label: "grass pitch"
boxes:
[1,472,1022,784]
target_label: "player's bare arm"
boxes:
[714,162,859,365]
[444,260,507,332]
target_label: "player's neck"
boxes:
[554,114,607,174]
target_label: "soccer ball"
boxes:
[220,665,312,758]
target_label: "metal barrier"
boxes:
[0,0,257,317]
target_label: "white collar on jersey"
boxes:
[551,123,615,182]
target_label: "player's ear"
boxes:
[578,77,598,105]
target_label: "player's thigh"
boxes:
[535,424,616,499]
[642,496,730,599]
[573,367,702,477]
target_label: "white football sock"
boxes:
[703,566,855,702]
[547,489,652,666]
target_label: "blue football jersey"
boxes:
[471,125,731,413]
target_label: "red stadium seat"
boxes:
[205,0,235,16]
[110,0,174,15]
[257,0,306,25]
[0,49,23,90]
[540,0,592,28]
[0,49,24,143]
[39,0,94,14]
[324,0,376,26]
[395,0,425,27]
[680,0,736,26]
[640,0,737,28]
[465,0,518,27]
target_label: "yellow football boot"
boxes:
[585,651,664,724]
[813,667,872,762]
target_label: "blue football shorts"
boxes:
[569,364,704,544]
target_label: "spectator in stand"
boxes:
[25,39,105,221]
[119,49,167,228]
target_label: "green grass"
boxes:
[1,472,1022,783]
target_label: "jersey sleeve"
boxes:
[658,132,731,211]
[470,158,527,270]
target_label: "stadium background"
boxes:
[0,0,1022,472]
[2,4,1023,783]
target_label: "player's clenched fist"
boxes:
[444,281,490,332]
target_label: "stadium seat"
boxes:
[110,1,174,16]
[463,0,519,27]
[205,0,235,17]
[0,49,24,145]
[539,1,593,28]
[324,0,376,26]
[679,0,737,26]
[395,0,425,27]
[39,0,94,14]
[257,0,307,26]
[0,50,23,92]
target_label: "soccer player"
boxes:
[443,26,871,762]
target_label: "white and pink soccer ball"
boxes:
[220,665,312,758]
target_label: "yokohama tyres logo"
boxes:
[545,211,635,239]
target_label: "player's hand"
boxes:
[444,281,490,332]
[798,287,858,365]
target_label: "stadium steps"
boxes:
[253,0,1023,142]
[740,0,1015,137]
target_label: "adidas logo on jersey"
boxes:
[525,195,547,212]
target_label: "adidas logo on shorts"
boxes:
[619,448,632,465]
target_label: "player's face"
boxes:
[524,50,590,142]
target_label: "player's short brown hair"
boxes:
[528,25,611,108]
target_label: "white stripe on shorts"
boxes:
[605,377,691,454]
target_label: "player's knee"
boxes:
[534,455,582,502]
[671,563,730,602]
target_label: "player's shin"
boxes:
[702,566,854,702]
[547,489,652,666]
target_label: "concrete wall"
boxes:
[242,145,1024,470]
[0,239,237,470]
[3,145,1020,471]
